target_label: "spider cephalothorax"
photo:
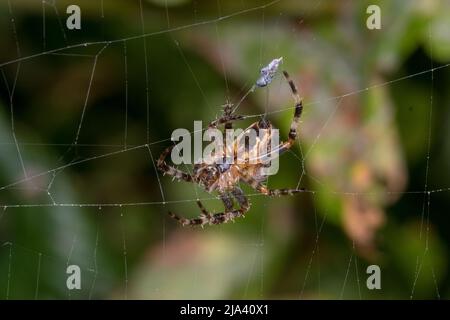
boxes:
[193,162,240,193]
[157,70,307,226]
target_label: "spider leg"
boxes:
[241,174,309,197]
[278,70,303,154]
[208,114,245,129]
[157,145,193,183]
[168,200,208,226]
[168,189,250,227]
[208,103,245,129]
[231,187,249,213]
[220,192,234,211]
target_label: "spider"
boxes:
[157,70,307,226]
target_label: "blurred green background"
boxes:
[0,0,449,299]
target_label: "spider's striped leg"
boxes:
[278,70,303,154]
[208,102,246,129]
[212,188,250,223]
[220,192,234,211]
[157,145,193,183]
[168,190,250,227]
[168,200,209,226]
[208,114,245,129]
[242,174,309,197]
[231,187,249,215]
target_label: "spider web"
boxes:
[0,0,448,300]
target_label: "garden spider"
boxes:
[157,70,307,226]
